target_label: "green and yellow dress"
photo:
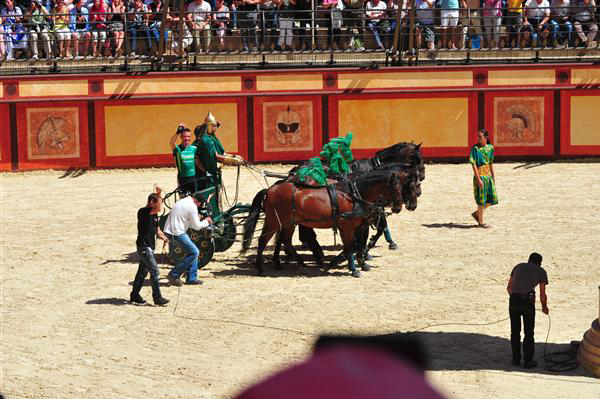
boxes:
[469,144,498,206]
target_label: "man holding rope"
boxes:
[506,252,549,369]
[130,186,170,306]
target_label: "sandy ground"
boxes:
[1,162,599,399]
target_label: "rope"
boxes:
[542,314,579,372]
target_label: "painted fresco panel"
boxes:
[262,101,314,153]
[26,108,81,159]
[16,102,89,170]
[253,96,322,162]
[337,97,469,149]
[493,97,544,147]
[484,91,554,156]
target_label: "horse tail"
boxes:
[242,188,268,253]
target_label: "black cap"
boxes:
[177,124,190,134]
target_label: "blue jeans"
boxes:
[149,22,168,48]
[132,245,162,300]
[549,18,573,46]
[168,233,199,283]
[129,24,152,54]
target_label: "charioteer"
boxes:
[193,111,244,191]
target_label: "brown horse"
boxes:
[275,142,426,268]
[242,169,418,277]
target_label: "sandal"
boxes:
[471,212,479,224]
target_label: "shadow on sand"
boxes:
[59,167,88,179]
[422,223,480,229]
[407,331,593,379]
[212,252,356,278]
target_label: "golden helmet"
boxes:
[204,111,217,126]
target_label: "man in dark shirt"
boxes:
[506,252,549,368]
[130,188,170,306]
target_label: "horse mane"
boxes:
[352,169,396,193]
[374,142,414,159]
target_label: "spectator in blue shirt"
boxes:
[70,0,92,57]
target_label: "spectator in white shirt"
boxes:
[164,193,212,286]
[187,0,212,52]
[523,0,551,46]
[366,0,388,49]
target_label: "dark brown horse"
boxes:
[274,142,426,268]
[242,169,419,277]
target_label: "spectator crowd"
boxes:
[0,0,597,60]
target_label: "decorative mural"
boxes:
[26,108,80,159]
[493,97,544,147]
[262,101,314,153]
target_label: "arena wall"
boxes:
[1,64,599,171]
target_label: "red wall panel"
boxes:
[560,90,600,156]
[253,95,323,162]
[16,101,89,170]
[0,104,11,171]
[484,91,554,157]
[95,97,248,168]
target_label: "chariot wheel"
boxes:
[168,228,215,269]
[213,214,236,253]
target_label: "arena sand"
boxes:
[1,162,599,399]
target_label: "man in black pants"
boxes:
[506,252,549,369]
[130,187,170,306]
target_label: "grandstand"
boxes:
[0,1,599,74]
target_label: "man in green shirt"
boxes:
[194,111,243,190]
[169,124,203,195]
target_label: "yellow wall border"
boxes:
[337,71,473,89]
[256,74,323,91]
[104,76,241,95]
[571,69,600,85]
[488,69,555,86]
[19,80,88,97]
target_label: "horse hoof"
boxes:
[388,242,399,250]
[361,264,370,271]
[365,254,373,261]
[351,270,362,278]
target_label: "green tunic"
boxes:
[197,133,225,176]
[320,133,353,176]
[469,144,498,206]
[173,144,197,178]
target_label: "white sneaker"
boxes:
[32,54,39,60]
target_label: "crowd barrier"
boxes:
[1,63,599,171]
[0,4,599,71]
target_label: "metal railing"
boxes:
[0,2,598,73]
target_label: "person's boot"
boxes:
[154,297,169,306]
[130,292,146,304]
[523,360,538,369]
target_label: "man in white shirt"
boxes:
[523,0,551,46]
[164,192,212,286]
[366,0,388,49]
[186,0,212,52]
